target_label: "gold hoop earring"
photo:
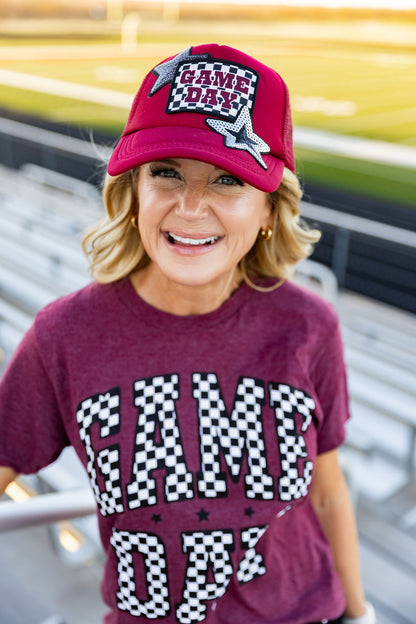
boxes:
[260,226,273,241]
[131,215,139,229]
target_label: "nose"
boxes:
[174,185,208,220]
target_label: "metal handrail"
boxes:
[0,116,112,161]
[0,488,96,532]
[295,258,338,303]
[301,201,416,249]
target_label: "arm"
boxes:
[310,448,366,619]
[0,465,18,495]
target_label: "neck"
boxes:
[130,266,242,316]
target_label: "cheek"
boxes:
[233,192,271,226]
[230,205,266,239]
[137,213,159,260]
[137,195,162,236]
[226,222,259,259]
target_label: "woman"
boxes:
[0,44,375,623]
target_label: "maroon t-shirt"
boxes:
[0,278,349,623]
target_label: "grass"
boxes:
[0,85,127,136]
[0,15,415,207]
[296,148,416,208]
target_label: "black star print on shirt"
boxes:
[197,508,210,521]
[152,514,162,524]
[244,507,255,518]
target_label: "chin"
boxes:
[164,267,222,290]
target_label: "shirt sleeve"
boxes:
[311,316,351,454]
[0,322,70,474]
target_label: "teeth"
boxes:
[168,233,219,246]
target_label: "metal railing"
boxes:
[0,488,96,533]
[301,201,416,249]
[301,201,416,301]
[0,116,111,163]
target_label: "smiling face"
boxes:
[132,158,272,314]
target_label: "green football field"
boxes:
[0,15,415,207]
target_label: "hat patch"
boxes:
[150,48,270,169]
[167,60,257,119]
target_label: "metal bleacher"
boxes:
[0,162,415,622]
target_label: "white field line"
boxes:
[1,43,415,64]
[321,107,416,134]
[0,68,416,170]
[0,68,133,109]
[0,43,176,61]
[0,44,125,61]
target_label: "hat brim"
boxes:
[107,126,285,193]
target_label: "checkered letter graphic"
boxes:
[237,525,267,584]
[111,529,170,618]
[176,530,234,623]
[76,388,123,516]
[269,383,315,501]
[127,374,194,509]
[193,373,273,500]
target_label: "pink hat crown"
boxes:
[108,43,295,192]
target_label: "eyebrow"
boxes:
[150,158,180,166]
[148,159,240,180]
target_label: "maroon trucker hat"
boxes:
[108,43,295,192]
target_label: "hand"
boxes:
[343,602,376,624]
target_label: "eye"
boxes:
[217,174,244,187]
[149,166,180,179]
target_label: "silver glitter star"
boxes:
[150,47,210,96]
[206,107,270,169]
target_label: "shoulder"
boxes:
[260,280,339,330]
[246,280,343,361]
[33,280,123,342]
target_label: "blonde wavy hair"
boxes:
[82,166,321,289]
